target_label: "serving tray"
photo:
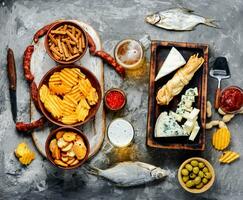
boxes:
[147,41,208,150]
[30,20,105,159]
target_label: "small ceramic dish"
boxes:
[37,65,102,127]
[45,126,90,170]
[104,88,126,111]
[45,20,88,64]
[219,85,243,114]
[178,157,215,194]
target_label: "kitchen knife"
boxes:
[7,48,17,122]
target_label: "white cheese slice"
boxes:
[189,122,200,141]
[155,47,186,81]
[182,119,196,135]
[188,108,200,121]
[155,112,188,137]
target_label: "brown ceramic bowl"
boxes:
[45,126,90,170]
[45,20,88,64]
[104,88,126,111]
[38,65,102,127]
[178,157,215,194]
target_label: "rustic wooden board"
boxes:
[30,20,105,159]
[147,41,208,151]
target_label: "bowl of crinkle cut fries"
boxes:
[38,65,102,126]
[45,21,88,64]
[45,126,90,169]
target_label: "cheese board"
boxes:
[30,20,105,158]
[147,41,208,150]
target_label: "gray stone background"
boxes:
[0,0,243,199]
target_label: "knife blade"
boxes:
[7,48,17,122]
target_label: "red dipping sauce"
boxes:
[105,89,126,111]
[220,86,243,113]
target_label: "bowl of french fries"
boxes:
[45,21,88,64]
[38,65,102,127]
[45,126,90,169]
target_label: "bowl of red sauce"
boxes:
[104,88,126,111]
[220,86,243,113]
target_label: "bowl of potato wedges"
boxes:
[45,126,90,169]
[38,65,102,127]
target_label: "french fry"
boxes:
[57,38,63,53]
[51,30,66,35]
[66,30,78,43]
[50,45,63,58]
[72,26,76,36]
[78,37,82,52]
[63,24,67,31]
[81,33,85,48]
[62,38,76,45]
[61,42,69,58]
[49,34,58,45]
[56,25,64,31]
[65,39,74,55]
[66,53,80,61]
[53,52,61,60]
[73,46,78,54]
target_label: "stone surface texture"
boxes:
[0,0,243,199]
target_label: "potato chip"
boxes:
[76,106,89,122]
[86,88,98,105]
[19,150,35,165]
[56,131,64,139]
[73,144,87,160]
[59,68,79,87]
[39,85,50,103]
[49,139,57,153]
[49,83,71,95]
[57,137,69,148]
[15,143,29,158]
[44,95,63,118]
[71,68,86,79]
[63,132,77,142]
[61,114,78,124]
[219,151,240,164]
[49,72,62,84]
[70,159,79,166]
[52,145,61,160]
[212,127,231,151]
[78,96,90,109]
[54,159,68,167]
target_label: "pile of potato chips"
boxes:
[15,143,35,165]
[39,68,98,125]
[49,131,87,167]
[212,127,239,164]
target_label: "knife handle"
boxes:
[214,88,221,109]
[7,48,17,90]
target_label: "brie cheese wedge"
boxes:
[155,112,188,137]
[155,47,186,81]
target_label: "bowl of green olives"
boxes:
[178,157,215,193]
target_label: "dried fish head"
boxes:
[151,167,168,179]
[145,13,161,25]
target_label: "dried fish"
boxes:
[145,8,218,31]
[87,161,168,187]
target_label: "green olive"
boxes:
[198,162,205,169]
[202,167,209,173]
[194,176,202,185]
[198,171,204,178]
[196,182,204,189]
[193,167,199,174]
[181,168,189,176]
[189,173,196,179]
[202,178,208,184]
[182,176,189,183]
[191,160,199,167]
[185,164,193,171]
[204,172,212,179]
[186,180,194,188]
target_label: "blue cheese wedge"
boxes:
[185,87,198,96]
[189,121,200,141]
[169,111,182,122]
[155,47,186,81]
[155,112,188,137]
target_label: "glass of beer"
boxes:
[114,35,150,78]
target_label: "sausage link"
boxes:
[33,23,54,43]
[30,81,40,111]
[16,117,46,132]
[23,45,35,82]
[86,32,96,55]
[94,50,125,77]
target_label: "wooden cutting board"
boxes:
[30,20,105,159]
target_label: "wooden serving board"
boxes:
[147,41,208,151]
[30,20,105,159]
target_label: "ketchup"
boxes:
[220,86,243,113]
[105,90,126,110]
